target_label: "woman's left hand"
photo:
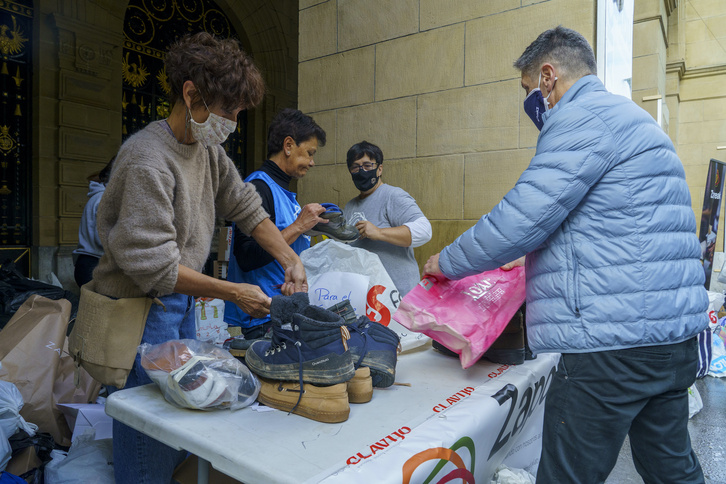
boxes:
[355,220,382,240]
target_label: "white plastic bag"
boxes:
[0,381,39,470]
[0,426,8,472]
[491,465,537,484]
[0,380,37,441]
[709,315,726,377]
[44,429,114,484]
[195,297,229,345]
[697,291,724,378]
[139,339,260,410]
[688,384,703,418]
[301,239,430,352]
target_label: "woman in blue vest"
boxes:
[226,108,327,341]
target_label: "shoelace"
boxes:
[345,322,369,369]
[266,326,306,413]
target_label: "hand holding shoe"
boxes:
[303,203,359,242]
[355,220,382,240]
[231,283,272,318]
[294,203,328,233]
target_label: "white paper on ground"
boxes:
[58,403,113,442]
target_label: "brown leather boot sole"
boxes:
[257,377,350,423]
[347,367,373,404]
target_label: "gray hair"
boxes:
[513,26,597,81]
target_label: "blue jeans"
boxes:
[537,337,704,484]
[110,293,196,484]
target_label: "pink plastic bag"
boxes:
[393,267,526,369]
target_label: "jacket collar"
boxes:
[541,74,606,124]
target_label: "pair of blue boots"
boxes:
[244,293,400,395]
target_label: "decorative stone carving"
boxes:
[52,13,121,80]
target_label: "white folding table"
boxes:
[105,344,558,483]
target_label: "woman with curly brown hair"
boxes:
[93,32,306,483]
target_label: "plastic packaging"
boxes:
[43,429,113,484]
[394,267,526,369]
[194,297,229,345]
[139,339,259,410]
[688,384,703,418]
[301,239,430,352]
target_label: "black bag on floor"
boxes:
[0,261,78,331]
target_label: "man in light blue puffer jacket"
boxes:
[424,27,708,483]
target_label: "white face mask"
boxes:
[188,100,237,147]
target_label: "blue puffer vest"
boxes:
[439,75,709,354]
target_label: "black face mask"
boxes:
[352,169,378,191]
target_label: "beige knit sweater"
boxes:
[94,121,267,298]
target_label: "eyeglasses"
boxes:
[349,161,378,174]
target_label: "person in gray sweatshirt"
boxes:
[72,157,114,287]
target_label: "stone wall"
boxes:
[298,0,726,273]
[297,0,597,269]
[671,0,726,252]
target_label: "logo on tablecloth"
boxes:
[346,427,412,465]
[401,437,476,484]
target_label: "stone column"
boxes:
[632,0,672,130]
[34,0,123,286]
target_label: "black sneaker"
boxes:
[431,339,458,358]
[481,307,526,365]
[432,304,531,366]
[305,203,359,243]
[228,323,273,356]
[244,305,355,385]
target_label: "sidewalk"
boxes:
[606,376,726,484]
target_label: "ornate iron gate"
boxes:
[122,0,248,172]
[0,0,32,275]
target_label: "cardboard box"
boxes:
[5,446,42,480]
[173,454,243,484]
[217,226,233,262]
[213,260,228,280]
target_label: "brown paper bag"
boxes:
[0,295,101,448]
[69,281,152,388]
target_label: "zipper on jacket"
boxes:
[571,253,581,314]
[564,221,581,315]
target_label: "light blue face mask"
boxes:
[522,72,557,131]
